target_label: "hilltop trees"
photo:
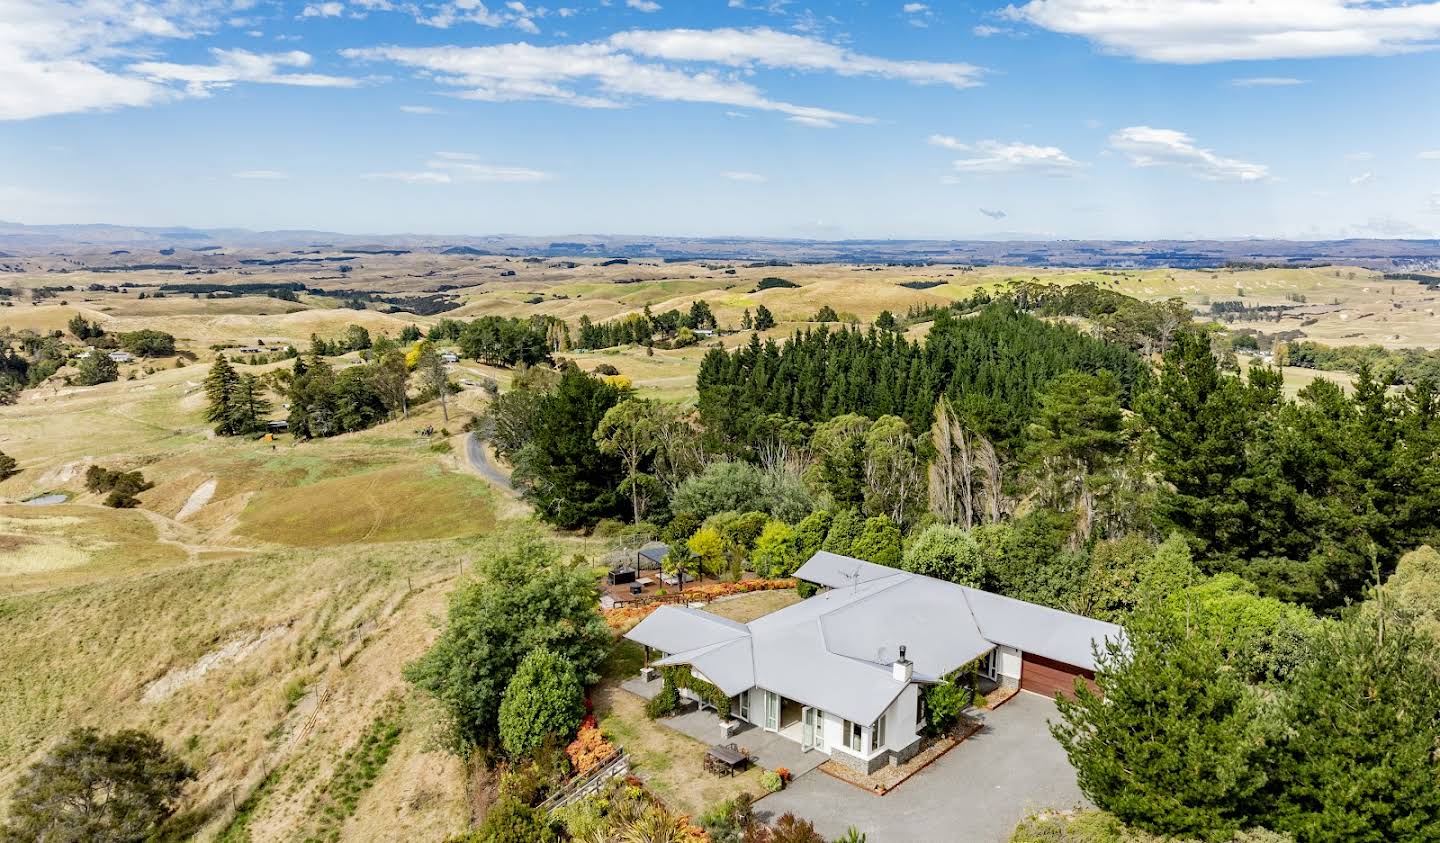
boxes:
[2,728,193,843]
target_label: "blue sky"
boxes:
[4,0,1440,239]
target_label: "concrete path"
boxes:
[756,693,1087,842]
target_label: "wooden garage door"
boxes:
[1021,653,1096,700]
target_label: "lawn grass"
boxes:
[702,588,802,623]
[592,681,761,821]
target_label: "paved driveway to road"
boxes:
[756,692,1086,842]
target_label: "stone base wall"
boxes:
[1000,674,1020,690]
[830,736,924,775]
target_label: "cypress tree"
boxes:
[203,356,240,435]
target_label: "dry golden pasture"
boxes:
[2,252,1437,839]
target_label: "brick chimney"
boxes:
[892,644,912,682]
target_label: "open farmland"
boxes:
[3,244,1439,840]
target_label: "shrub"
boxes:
[84,465,153,508]
[850,516,902,566]
[564,716,616,777]
[0,450,17,481]
[760,770,784,792]
[471,796,560,843]
[752,520,800,578]
[498,649,587,757]
[902,524,986,586]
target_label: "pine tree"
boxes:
[1264,610,1440,842]
[753,305,776,331]
[204,356,240,435]
[227,373,273,435]
[1051,606,1268,841]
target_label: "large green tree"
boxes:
[1264,610,1440,842]
[2,728,193,843]
[1052,607,1269,842]
[509,366,628,529]
[404,532,610,752]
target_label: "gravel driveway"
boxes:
[755,692,1087,842]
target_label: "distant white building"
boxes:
[107,351,132,363]
[440,352,460,363]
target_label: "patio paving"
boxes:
[620,674,826,776]
[755,692,1087,842]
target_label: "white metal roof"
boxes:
[627,552,1124,724]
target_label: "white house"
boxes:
[624,551,1123,775]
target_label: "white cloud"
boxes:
[132,49,360,95]
[1350,172,1374,186]
[1230,76,1307,87]
[365,152,553,183]
[978,207,1007,219]
[301,2,344,17]
[722,170,767,182]
[401,104,442,113]
[927,133,966,150]
[233,169,288,179]
[1345,151,1374,161]
[608,27,983,88]
[945,139,1084,175]
[1109,126,1270,182]
[903,3,929,12]
[1005,0,1440,63]
[627,0,662,11]
[1420,149,1440,159]
[344,38,890,125]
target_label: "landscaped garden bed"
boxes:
[817,714,984,796]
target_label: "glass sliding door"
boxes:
[763,690,779,731]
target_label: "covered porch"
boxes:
[622,674,828,777]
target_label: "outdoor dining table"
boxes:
[704,743,748,776]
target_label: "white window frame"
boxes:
[737,691,750,722]
[843,719,863,753]
[870,713,886,752]
[980,647,999,681]
[764,690,779,731]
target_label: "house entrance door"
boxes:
[801,706,816,751]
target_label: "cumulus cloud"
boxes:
[301,2,344,18]
[1109,126,1270,182]
[0,0,361,120]
[343,29,974,125]
[627,0,662,10]
[1004,0,1440,63]
[722,170,767,182]
[364,151,553,183]
[937,138,1083,175]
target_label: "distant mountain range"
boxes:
[4,221,1439,269]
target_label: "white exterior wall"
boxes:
[884,684,921,751]
[998,645,1023,682]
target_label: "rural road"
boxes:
[465,433,515,494]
